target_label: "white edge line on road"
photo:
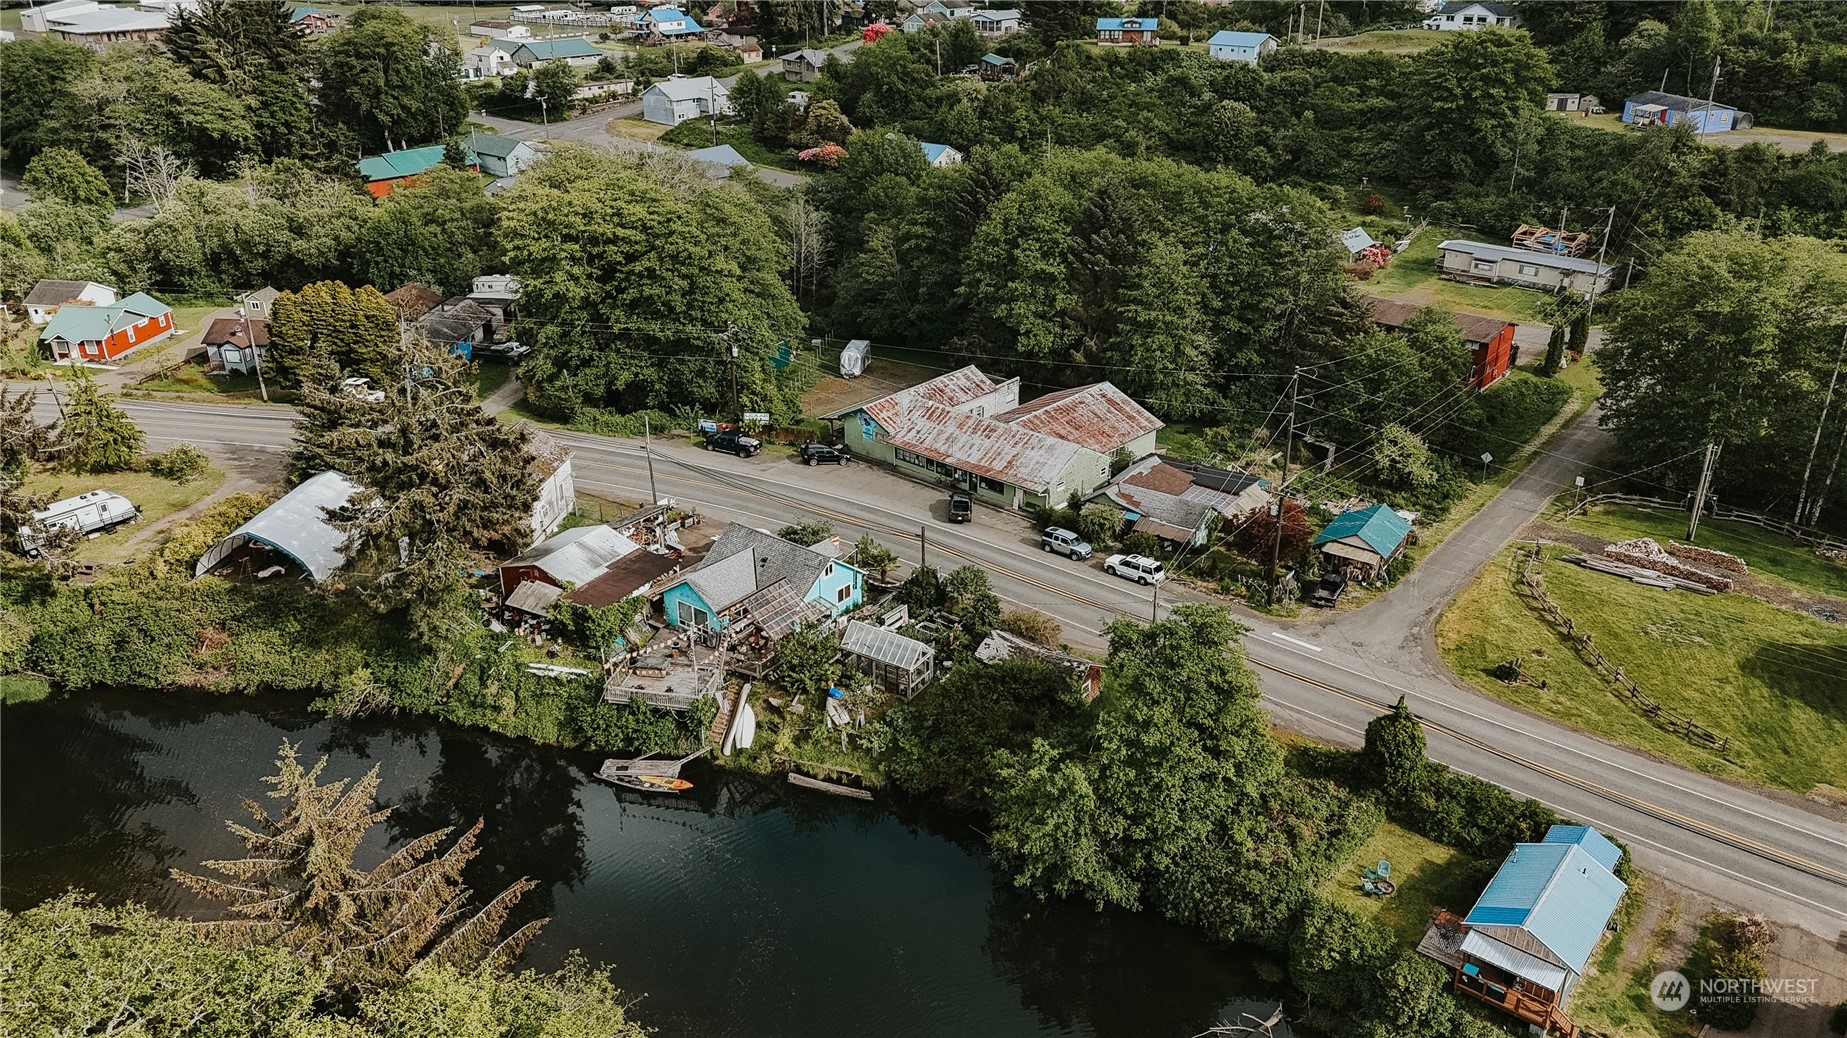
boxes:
[1270,632,1323,653]
[1264,693,1847,926]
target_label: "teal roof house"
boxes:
[1312,502,1411,575]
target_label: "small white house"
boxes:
[470,19,531,40]
[640,75,730,126]
[1423,0,1521,31]
[1207,30,1277,64]
[24,279,116,326]
[920,142,963,167]
[463,133,539,177]
[463,45,516,80]
[971,8,1021,36]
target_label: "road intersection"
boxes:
[24,391,1847,940]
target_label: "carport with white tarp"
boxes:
[194,471,363,582]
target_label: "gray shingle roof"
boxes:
[25,279,110,306]
[680,523,836,612]
[1438,240,1612,276]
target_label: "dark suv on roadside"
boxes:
[704,429,763,457]
[799,442,850,466]
[947,491,972,523]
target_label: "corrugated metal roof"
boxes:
[1364,296,1514,346]
[1096,17,1155,30]
[39,292,171,344]
[892,365,1000,409]
[357,145,474,183]
[1209,30,1274,47]
[194,471,361,581]
[1313,503,1411,559]
[506,579,564,615]
[1098,459,1215,533]
[1625,90,1733,114]
[566,550,679,607]
[1463,841,1627,975]
[1460,930,1568,992]
[866,399,1080,493]
[1438,239,1612,276]
[647,75,726,102]
[1542,825,1624,873]
[994,383,1163,455]
[505,525,639,586]
[842,620,933,670]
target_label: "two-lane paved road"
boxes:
[28,392,1847,939]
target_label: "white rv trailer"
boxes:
[18,489,139,553]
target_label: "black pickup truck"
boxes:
[704,430,763,457]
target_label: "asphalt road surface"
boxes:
[25,392,1847,940]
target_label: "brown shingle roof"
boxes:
[385,284,442,320]
[1364,296,1514,346]
[202,316,271,347]
[565,550,681,608]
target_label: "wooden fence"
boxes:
[1561,494,1847,552]
[1516,548,1731,754]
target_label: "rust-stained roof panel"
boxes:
[900,364,1000,409]
[994,383,1162,455]
[865,399,1080,493]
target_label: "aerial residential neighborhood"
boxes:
[2,2,1845,1037]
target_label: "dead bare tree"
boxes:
[117,138,196,210]
[788,195,828,307]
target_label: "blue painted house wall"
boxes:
[813,560,865,614]
[658,560,864,629]
[661,581,724,630]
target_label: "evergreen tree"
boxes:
[290,338,539,643]
[164,0,306,94]
[57,367,143,474]
[1541,321,1567,377]
[267,281,400,386]
[1361,695,1430,805]
[171,741,544,996]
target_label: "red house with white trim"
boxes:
[39,291,175,362]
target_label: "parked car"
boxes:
[341,377,384,403]
[800,442,850,466]
[1040,526,1092,560]
[474,340,530,362]
[704,429,762,457]
[947,491,971,523]
[1308,570,1349,608]
[1104,553,1166,585]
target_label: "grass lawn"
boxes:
[661,121,803,172]
[1548,109,1847,154]
[1559,504,1847,599]
[1322,822,1484,950]
[472,362,513,401]
[1437,547,1847,793]
[20,467,227,565]
[1568,885,1698,1038]
[1356,231,1557,323]
[610,117,673,142]
[132,359,267,399]
[1308,29,1448,54]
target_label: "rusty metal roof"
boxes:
[993,383,1162,455]
[1364,296,1515,347]
[902,364,1002,408]
[865,399,1081,493]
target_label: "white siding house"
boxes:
[1207,30,1276,64]
[640,75,731,126]
[1423,1,1521,31]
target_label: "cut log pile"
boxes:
[1666,541,1747,575]
[1600,538,1733,592]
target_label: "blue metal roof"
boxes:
[1542,824,1624,873]
[1208,30,1273,47]
[1312,503,1411,560]
[920,142,954,164]
[1096,17,1156,31]
[1464,841,1627,975]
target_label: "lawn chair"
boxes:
[1361,879,1380,896]
[1374,859,1391,880]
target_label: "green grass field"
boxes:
[1357,231,1557,323]
[132,359,268,399]
[1438,548,1847,793]
[21,466,227,565]
[1307,29,1448,54]
[1323,822,1484,950]
[1560,504,1847,598]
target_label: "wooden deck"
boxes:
[603,646,723,711]
[1417,911,1578,1037]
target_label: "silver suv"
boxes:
[1105,553,1166,585]
[1040,526,1092,560]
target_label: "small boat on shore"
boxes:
[606,773,693,794]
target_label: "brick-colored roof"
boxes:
[385,284,442,319]
[1364,296,1514,347]
[993,383,1162,455]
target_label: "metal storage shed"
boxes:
[840,339,870,378]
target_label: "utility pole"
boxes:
[1794,325,1846,526]
[1314,0,1325,41]
[239,291,268,403]
[1624,257,1635,291]
[1150,580,1159,622]
[1689,441,1720,541]
[1268,367,1300,587]
[1585,206,1617,321]
[725,322,739,420]
[919,524,927,570]
[1699,54,1721,143]
[643,413,659,506]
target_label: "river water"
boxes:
[2,690,1288,1038]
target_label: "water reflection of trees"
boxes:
[0,701,196,912]
[982,882,1263,1038]
[386,736,589,927]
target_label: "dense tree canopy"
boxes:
[496,149,807,419]
[1599,229,1847,526]
[313,7,467,153]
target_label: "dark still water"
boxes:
[2,690,1284,1038]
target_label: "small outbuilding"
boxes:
[25,279,116,326]
[1207,30,1276,64]
[1312,503,1411,578]
[684,144,753,179]
[194,471,362,581]
[978,52,1016,81]
[841,620,935,699]
[464,132,540,177]
[498,524,640,600]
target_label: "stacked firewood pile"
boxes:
[1665,541,1747,574]
[1604,538,1734,592]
